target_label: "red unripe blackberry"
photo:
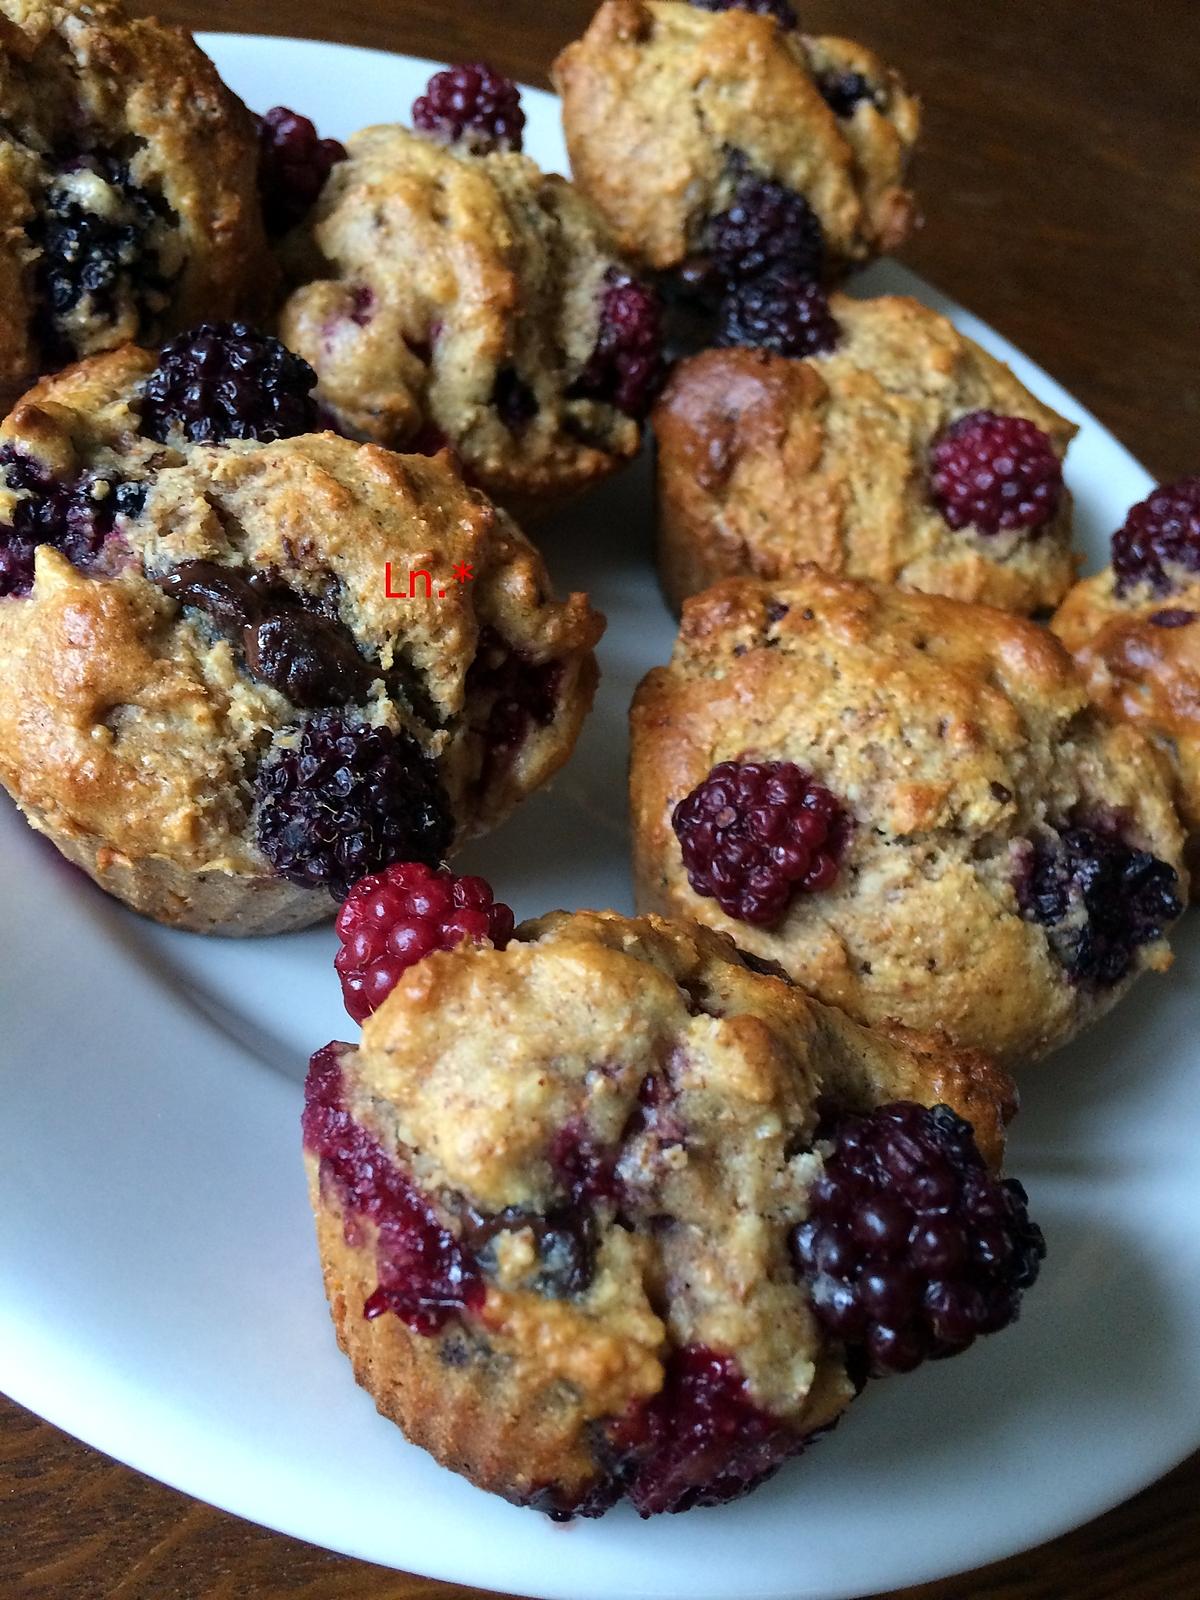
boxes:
[792,1102,1045,1377]
[1111,476,1200,596]
[334,862,515,1023]
[672,759,847,925]
[412,63,525,154]
[929,410,1063,535]
[571,268,665,420]
[717,269,840,358]
[257,106,346,234]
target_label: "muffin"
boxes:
[653,294,1079,616]
[1052,476,1200,854]
[630,571,1185,1066]
[0,328,603,934]
[553,0,919,287]
[304,908,1043,1518]
[277,119,664,516]
[0,0,272,403]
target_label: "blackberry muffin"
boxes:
[654,295,1079,616]
[0,0,271,403]
[630,571,1186,1066]
[553,0,919,289]
[305,908,1042,1518]
[0,329,603,934]
[277,115,664,516]
[1052,477,1200,855]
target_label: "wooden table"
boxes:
[4,1,1199,1596]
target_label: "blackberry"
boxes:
[303,1043,484,1334]
[412,62,525,154]
[334,861,514,1023]
[1014,825,1181,987]
[717,269,840,357]
[140,322,320,445]
[792,1102,1045,1376]
[1111,476,1200,597]
[467,625,562,767]
[689,0,797,25]
[0,449,131,598]
[706,165,825,287]
[816,71,877,117]
[672,758,847,925]
[570,268,665,420]
[929,410,1063,536]
[608,1346,808,1516]
[257,106,346,234]
[31,154,174,361]
[254,713,454,897]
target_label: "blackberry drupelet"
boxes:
[672,758,847,925]
[792,1101,1045,1376]
[929,410,1063,536]
[255,713,454,897]
[140,322,320,444]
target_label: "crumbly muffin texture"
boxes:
[630,571,1186,1066]
[305,909,1014,1516]
[278,124,653,515]
[0,349,603,932]
[1053,570,1200,845]
[654,295,1079,616]
[0,0,271,400]
[553,0,919,276]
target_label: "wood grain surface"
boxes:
[4,2,1199,1597]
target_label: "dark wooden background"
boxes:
[4,1,1199,1596]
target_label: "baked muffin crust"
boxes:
[630,571,1185,1065]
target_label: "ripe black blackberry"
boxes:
[706,166,825,287]
[570,268,665,420]
[1015,825,1181,987]
[816,71,878,118]
[411,62,525,154]
[929,410,1063,536]
[254,714,454,897]
[1111,476,1200,596]
[792,1101,1045,1377]
[140,323,320,445]
[0,449,129,598]
[672,758,847,926]
[258,106,347,234]
[31,154,173,361]
[718,270,840,357]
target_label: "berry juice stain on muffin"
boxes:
[302,910,1031,1518]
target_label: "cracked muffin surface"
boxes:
[277,124,662,516]
[553,0,919,280]
[630,571,1185,1066]
[0,347,603,933]
[304,908,1017,1517]
[1053,565,1200,860]
[0,0,272,401]
[654,295,1079,616]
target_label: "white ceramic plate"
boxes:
[1,33,1195,1600]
